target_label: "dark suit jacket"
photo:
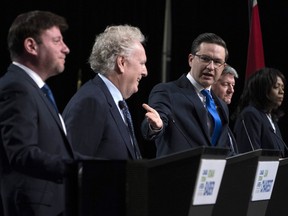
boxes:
[0,64,75,216]
[233,105,287,157]
[141,74,233,157]
[62,74,139,160]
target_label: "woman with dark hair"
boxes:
[233,67,287,157]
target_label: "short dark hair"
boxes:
[191,32,229,61]
[8,10,68,59]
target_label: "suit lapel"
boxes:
[211,91,229,124]
[94,75,137,159]
[175,75,211,142]
[111,106,136,158]
[11,65,65,132]
[38,87,64,127]
[7,64,75,158]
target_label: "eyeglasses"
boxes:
[194,54,225,68]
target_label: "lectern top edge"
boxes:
[127,147,228,167]
[259,149,281,157]
[226,149,281,164]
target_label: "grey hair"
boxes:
[222,64,239,78]
[88,25,146,75]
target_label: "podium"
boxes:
[212,149,280,216]
[246,150,279,216]
[265,157,288,216]
[64,147,228,216]
[64,160,127,216]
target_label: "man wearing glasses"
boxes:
[141,32,237,157]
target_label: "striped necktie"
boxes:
[119,100,142,159]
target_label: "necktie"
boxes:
[201,89,222,145]
[41,84,59,113]
[119,100,142,159]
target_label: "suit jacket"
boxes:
[62,74,139,160]
[142,74,233,157]
[0,64,75,216]
[233,105,287,157]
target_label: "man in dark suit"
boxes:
[63,25,147,160]
[212,64,239,154]
[142,33,236,157]
[0,11,74,216]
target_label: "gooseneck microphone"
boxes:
[270,127,288,157]
[241,118,255,151]
[167,114,194,147]
[227,130,238,155]
[169,113,239,156]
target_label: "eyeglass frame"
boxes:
[194,53,226,68]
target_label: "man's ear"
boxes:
[24,37,38,55]
[188,53,195,66]
[116,55,125,74]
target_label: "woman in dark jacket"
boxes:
[233,67,287,157]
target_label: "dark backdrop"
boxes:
[1,0,288,158]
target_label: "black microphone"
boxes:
[118,100,125,110]
[169,114,235,156]
[167,114,194,147]
[241,118,255,151]
[227,129,238,155]
[269,127,288,157]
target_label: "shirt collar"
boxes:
[98,74,123,105]
[186,72,211,93]
[13,62,45,88]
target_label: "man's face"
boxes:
[118,42,148,99]
[188,42,226,88]
[212,73,235,104]
[36,26,70,78]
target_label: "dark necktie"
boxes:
[201,89,222,145]
[119,100,142,159]
[41,84,59,113]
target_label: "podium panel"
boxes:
[64,160,127,216]
[212,149,279,216]
[64,147,228,216]
[265,158,288,216]
[246,150,280,216]
[127,147,228,216]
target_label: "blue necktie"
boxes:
[41,84,59,113]
[119,100,142,159]
[201,89,222,145]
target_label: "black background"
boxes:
[1,0,288,158]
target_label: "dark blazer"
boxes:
[233,105,287,157]
[141,74,233,157]
[62,74,139,160]
[0,64,75,216]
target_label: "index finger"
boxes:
[142,103,154,113]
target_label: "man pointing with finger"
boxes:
[141,33,236,157]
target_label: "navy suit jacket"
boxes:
[233,105,287,157]
[142,74,233,157]
[0,64,75,216]
[63,74,139,160]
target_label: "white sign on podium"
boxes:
[251,160,279,201]
[192,159,226,205]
